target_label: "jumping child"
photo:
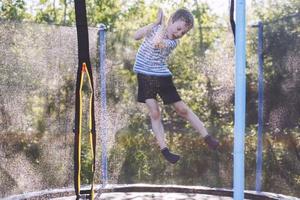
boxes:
[133,8,219,164]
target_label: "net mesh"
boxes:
[0,14,299,198]
[0,21,98,196]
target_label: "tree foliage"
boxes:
[0,0,299,198]
[0,0,26,20]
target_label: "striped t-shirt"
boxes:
[133,25,179,76]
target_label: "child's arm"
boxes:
[152,11,172,48]
[152,24,166,48]
[134,8,163,40]
[133,23,157,40]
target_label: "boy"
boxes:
[133,8,219,164]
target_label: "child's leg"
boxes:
[145,99,166,149]
[145,99,180,163]
[172,101,208,137]
[172,101,219,149]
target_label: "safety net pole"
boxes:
[234,0,246,199]
[74,0,97,199]
[255,21,264,192]
[99,24,108,187]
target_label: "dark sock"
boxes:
[161,148,180,164]
[204,135,219,150]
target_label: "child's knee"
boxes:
[175,106,189,117]
[149,109,161,120]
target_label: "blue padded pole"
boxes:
[255,21,264,192]
[99,23,108,187]
[234,0,246,199]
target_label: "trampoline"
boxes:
[0,0,299,200]
[3,184,298,200]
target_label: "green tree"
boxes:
[34,0,74,25]
[246,1,300,195]
[249,0,300,135]
[83,0,123,28]
[0,0,26,20]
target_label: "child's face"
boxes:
[166,19,191,40]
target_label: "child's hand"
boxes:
[155,8,164,25]
[154,41,166,49]
[153,9,166,49]
[153,25,166,48]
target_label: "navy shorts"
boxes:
[137,73,182,104]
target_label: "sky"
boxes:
[25,0,231,16]
[194,0,229,15]
[144,0,230,15]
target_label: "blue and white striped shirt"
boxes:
[133,25,179,76]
